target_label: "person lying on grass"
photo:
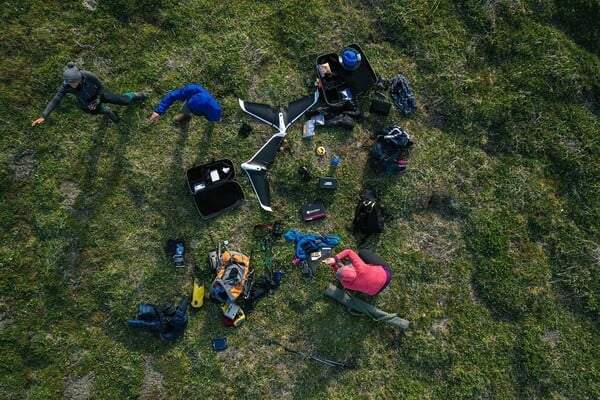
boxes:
[323,248,392,295]
[32,62,147,125]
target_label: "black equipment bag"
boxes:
[370,125,412,174]
[353,189,384,240]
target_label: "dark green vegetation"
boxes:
[1,0,598,399]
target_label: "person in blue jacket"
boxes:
[149,84,222,125]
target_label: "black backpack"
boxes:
[353,189,384,242]
[370,125,412,174]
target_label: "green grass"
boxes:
[1,0,599,399]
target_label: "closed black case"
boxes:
[300,201,326,221]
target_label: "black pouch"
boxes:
[300,201,326,221]
[369,99,391,115]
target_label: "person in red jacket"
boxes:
[323,249,392,295]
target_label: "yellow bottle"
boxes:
[191,279,205,308]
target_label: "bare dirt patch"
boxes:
[60,181,82,210]
[64,372,95,400]
[140,356,168,399]
[9,150,36,180]
[541,329,560,349]
[432,317,451,334]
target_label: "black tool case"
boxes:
[315,43,378,106]
[186,159,245,219]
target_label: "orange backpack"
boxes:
[210,250,251,303]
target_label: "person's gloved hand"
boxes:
[87,98,100,111]
[32,117,45,126]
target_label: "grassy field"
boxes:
[1,0,599,399]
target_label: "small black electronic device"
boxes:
[318,177,338,190]
[300,201,326,221]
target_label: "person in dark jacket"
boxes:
[149,84,222,125]
[32,62,147,125]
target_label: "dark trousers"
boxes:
[100,91,132,106]
[358,249,390,269]
[85,91,131,115]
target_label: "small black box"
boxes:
[300,201,326,221]
[318,177,338,190]
[370,99,391,115]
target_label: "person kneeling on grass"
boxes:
[149,84,222,125]
[32,62,147,125]
[323,248,392,296]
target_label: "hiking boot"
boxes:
[102,106,120,123]
[124,91,148,101]
[131,91,147,101]
[173,113,191,125]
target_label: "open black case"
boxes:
[186,159,245,219]
[315,43,378,106]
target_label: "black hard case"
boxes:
[315,43,378,106]
[186,159,245,219]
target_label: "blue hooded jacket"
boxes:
[283,230,341,260]
[155,84,222,121]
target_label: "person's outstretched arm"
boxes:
[151,85,198,119]
[324,249,359,272]
[32,86,68,126]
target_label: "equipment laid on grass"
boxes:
[221,303,246,327]
[370,125,412,174]
[316,43,377,106]
[186,159,245,219]
[244,270,283,312]
[191,279,205,308]
[127,296,190,341]
[210,249,252,304]
[208,245,253,327]
[267,339,350,368]
[284,230,340,261]
[165,238,186,268]
[390,74,417,116]
[300,201,326,221]
[369,99,391,115]
[212,337,228,352]
[324,284,409,329]
[318,176,337,190]
[353,188,384,244]
[239,90,319,212]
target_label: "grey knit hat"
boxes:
[63,62,82,83]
